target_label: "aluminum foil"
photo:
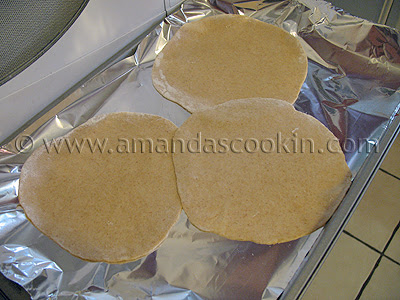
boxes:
[0,0,399,299]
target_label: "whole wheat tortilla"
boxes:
[18,112,182,263]
[152,14,308,112]
[173,98,352,244]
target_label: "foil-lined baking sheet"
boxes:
[0,0,399,299]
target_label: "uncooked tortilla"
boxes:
[152,14,308,112]
[173,98,352,244]
[18,112,182,263]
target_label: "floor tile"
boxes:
[385,224,400,263]
[345,170,400,251]
[380,135,400,178]
[302,234,379,300]
[360,257,400,300]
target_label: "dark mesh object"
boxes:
[0,0,89,86]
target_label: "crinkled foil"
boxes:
[0,0,399,299]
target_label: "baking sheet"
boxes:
[0,0,399,299]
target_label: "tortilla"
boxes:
[152,14,308,112]
[172,98,352,244]
[18,112,182,263]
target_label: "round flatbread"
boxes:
[173,98,352,244]
[152,14,308,112]
[19,112,182,263]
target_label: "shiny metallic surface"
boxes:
[0,0,399,298]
